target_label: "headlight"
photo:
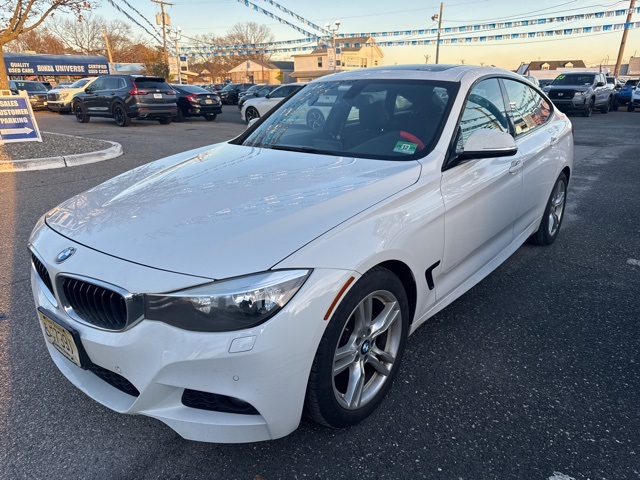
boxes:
[576,90,589,96]
[144,270,311,332]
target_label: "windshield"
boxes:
[13,81,47,92]
[551,74,595,86]
[69,78,91,89]
[221,84,237,92]
[238,79,457,161]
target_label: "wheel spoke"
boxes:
[355,296,373,336]
[343,361,365,408]
[370,301,399,338]
[333,343,358,376]
[367,349,393,376]
[370,345,396,366]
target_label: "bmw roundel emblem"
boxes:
[55,247,76,263]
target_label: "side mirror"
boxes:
[460,129,518,160]
[596,81,605,87]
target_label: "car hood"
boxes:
[45,143,421,279]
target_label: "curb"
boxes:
[0,135,123,172]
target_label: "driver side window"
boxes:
[457,78,509,153]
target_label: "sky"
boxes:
[93,0,640,70]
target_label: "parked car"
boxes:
[237,84,280,111]
[236,84,265,103]
[9,80,49,110]
[171,84,222,121]
[628,85,640,111]
[240,82,306,122]
[200,83,224,92]
[543,71,613,116]
[217,82,254,105]
[538,79,554,88]
[71,75,177,126]
[613,78,638,109]
[522,75,540,87]
[29,64,573,444]
[56,82,73,88]
[47,77,97,113]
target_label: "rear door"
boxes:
[501,78,558,237]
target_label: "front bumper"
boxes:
[551,96,591,111]
[29,221,353,443]
[47,100,71,112]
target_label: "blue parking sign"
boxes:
[0,94,42,143]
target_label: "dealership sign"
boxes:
[3,53,109,76]
[0,93,42,144]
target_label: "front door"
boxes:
[438,77,523,299]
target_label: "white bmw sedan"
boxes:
[29,65,573,443]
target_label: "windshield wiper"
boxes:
[266,145,339,155]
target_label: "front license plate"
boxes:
[153,93,162,99]
[38,311,82,367]
[205,99,212,104]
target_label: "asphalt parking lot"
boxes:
[0,108,638,480]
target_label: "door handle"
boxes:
[509,159,523,174]
[550,136,559,146]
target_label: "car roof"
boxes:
[308,64,521,84]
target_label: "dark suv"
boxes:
[217,83,254,105]
[72,75,177,126]
[9,80,49,110]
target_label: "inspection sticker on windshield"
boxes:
[394,141,418,154]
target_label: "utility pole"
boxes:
[431,3,444,64]
[102,28,113,64]
[613,0,636,77]
[152,0,173,70]
[168,27,182,84]
[325,20,341,72]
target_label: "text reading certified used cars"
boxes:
[29,65,573,443]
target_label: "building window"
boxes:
[541,63,550,70]
[317,57,323,68]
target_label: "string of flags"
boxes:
[180,20,640,57]
[107,0,163,46]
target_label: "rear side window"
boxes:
[503,79,552,136]
[104,77,125,89]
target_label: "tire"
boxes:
[245,107,260,123]
[600,97,611,114]
[627,105,635,112]
[305,266,409,428]
[582,99,594,117]
[611,100,618,111]
[306,108,325,130]
[174,108,185,123]
[204,114,217,121]
[113,104,131,127]
[73,101,90,123]
[528,172,568,246]
[158,116,172,125]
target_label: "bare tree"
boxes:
[5,27,67,54]
[0,0,95,89]
[187,23,275,82]
[47,12,132,58]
